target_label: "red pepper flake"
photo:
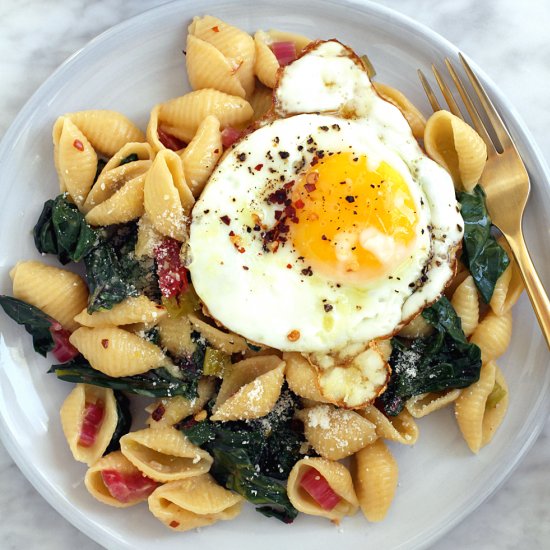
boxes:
[151,404,165,422]
[220,215,231,225]
[287,330,300,342]
[101,339,109,349]
[295,199,305,209]
[170,521,180,528]
[238,247,246,254]
[254,163,263,171]
[304,183,317,193]
[211,25,220,32]
[286,264,292,269]
[73,139,84,151]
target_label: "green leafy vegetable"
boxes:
[181,388,303,523]
[84,223,158,313]
[104,391,132,454]
[33,195,98,264]
[486,382,507,409]
[0,296,58,356]
[119,153,139,166]
[49,355,200,399]
[458,186,510,302]
[378,297,482,416]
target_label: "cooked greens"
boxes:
[458,185,510,303]
[378,297,482,416]
[181,388,303,523]
[33,194,97,265]
[104,390,133,454]
[0,296,60,356]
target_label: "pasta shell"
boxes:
[85,451,159,508]
[493,236,524,314]
[287,457,358,522]
[155,90,253,143]
[69,326,170,377]
[373,82,426,140]
[52,116,97,207]
[74,296,166,328]
[254,31,280,89]
[360,406,419,445]
[66,110,145,156]
[60,384,118,465]
[469,310,512,363]
[352,440,398,522]
[186,35,246,98]
[10,260,88,332]
[82,159,151,213]
[454,361,497,453]
[144,150,194,241]
[405,389,461,418]
[188,313,248,353]
[146,378,216,429]
[424,110,487,191]
[211,355,285,421]
[148,475,243,531]
[296,404,377,460]
[188,16,255,97]
[283,352,329,403]
[451,275,479,337]
[120,427,213,482]
[481,365,509,447]
[180,115,223,197]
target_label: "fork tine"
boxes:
[458,53,514,151]
[444,58,497,155]
[417,69,441,111]
[431,65,462,118]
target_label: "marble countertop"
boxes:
[0,0,549,548]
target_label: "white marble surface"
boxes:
[0,0,549,548]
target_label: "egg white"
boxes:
[188,40,463,353]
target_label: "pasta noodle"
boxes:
[188,15,255,97]
[287,457,358,522]
[60,384,118,465]
[148,475,243,531]
[74,296,166,328]
[11,260,88,332]
[148,89,253,147]
[469,310,512,363]
[405,389,461,418]
[296,404,377,460]
[211,355,285,421]
[143,149,195,241]
[283,352,330,403]
[352,439,398,522]
[360,406,419,445]
[69,326,172,377]
[424,110,487,191]
[454,361,509,453]
[180,115,223,197]
[85,451,159,508]
[120,427,213,482]
[188,313,248,353]
[451,275,479,337]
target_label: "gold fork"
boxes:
[418,54,550,349]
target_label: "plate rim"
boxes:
[0,1,549,549]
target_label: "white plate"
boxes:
[0,1,549,549]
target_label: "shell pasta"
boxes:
[0,12,525,538]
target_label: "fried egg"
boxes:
[188,40,463,355]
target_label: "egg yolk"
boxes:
[290,152,418,283]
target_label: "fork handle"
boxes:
[507,230,550,349]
